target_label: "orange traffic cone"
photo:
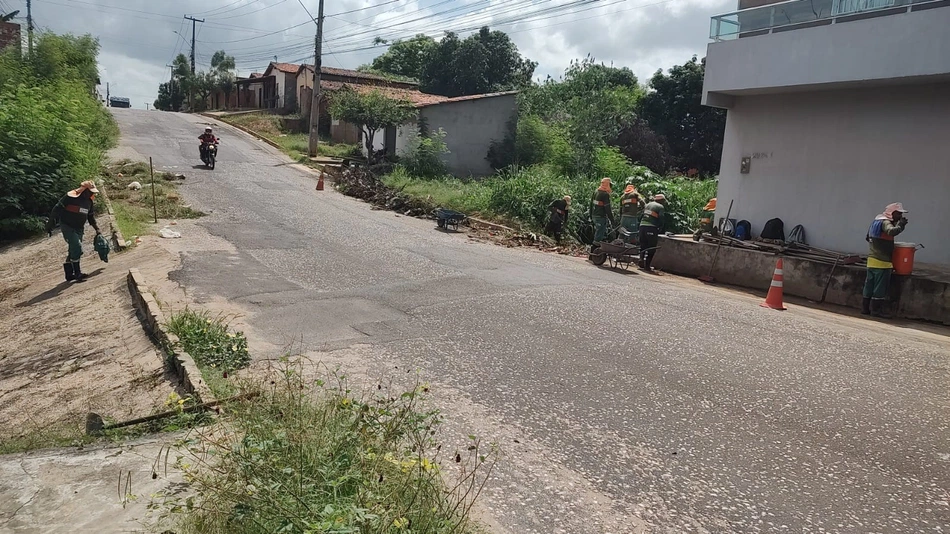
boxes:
[316,174,325,191]
[761,258,787,310]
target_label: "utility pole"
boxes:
[184,15,204,74]
[307,0,325,158]
[106,82,110,106]
[26,0,33,56]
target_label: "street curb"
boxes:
[199,112,284,152]
[96,183,128,251]
[127,268,215,403]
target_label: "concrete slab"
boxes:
[0,437,182,533]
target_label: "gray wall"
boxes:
[704,5,950,106]
[716,83,950,264]
[419,94,517,177]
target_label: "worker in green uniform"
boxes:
[693,197,717,241]
[619,184,644,244]
[638,193,667,273]
[46,180,102,283]
[862,202,908,318]
[590,178,615,245]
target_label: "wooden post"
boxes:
[150,157,158,223]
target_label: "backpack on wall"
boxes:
[734,220,752,241]
[761,218,785,241]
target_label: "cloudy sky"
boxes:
[12,0,734,107]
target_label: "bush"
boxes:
[487,115,575,174]
[0,33,118,241]
[153,366,493,534]
[591,146,636,182]
[0,217,46,241]
[166,310,251,373]
[401,128,449,178]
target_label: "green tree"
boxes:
[211,50,236,109]
[154,81,185,112]
[638,56,726,174]
[420,27,536,97]
[366,34,436,80]
[519,56,642,173]
[328,87,417,163]
[32,33,101,91]
[191,71,217,111]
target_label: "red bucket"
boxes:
[892,242,920,275]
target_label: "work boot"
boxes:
[72,261,86,283]
[861,298,871,315]
[63,262,75,282]
[870,299,891,319]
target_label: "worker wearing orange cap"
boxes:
[46,180,102,282]
[619,183,644,244]
[590,178,615,245]
[693,197,717,241]
[638,193,667,273]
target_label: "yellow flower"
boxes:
[392,517,408,529]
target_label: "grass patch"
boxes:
[382,166,492,216]
[166,310,250,399]
[101,159,203,239]
[219,112,361,160]
[151,366,494,533]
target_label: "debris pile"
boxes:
[334,166,432,217]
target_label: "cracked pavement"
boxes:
[101,109,950,533]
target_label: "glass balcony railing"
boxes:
[710,0,943,41]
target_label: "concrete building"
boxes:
[262,63,299,113]
[703,0,950,264]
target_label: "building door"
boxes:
[385,125,397,157]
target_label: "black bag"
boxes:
[761,218,785,241]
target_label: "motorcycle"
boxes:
[200,140,219,169]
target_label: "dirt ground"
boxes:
[0,225,183,444]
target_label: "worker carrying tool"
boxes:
[619,183,644,244]
[862,202,908,318]
[639,194,668,273]
[45,180,103,283]
[546,195,571,243]
[590,178,615,246]
[693,197,717,241]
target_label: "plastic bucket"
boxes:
[892,243,917,275]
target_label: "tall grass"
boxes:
[219,112,361,160]
[152,366,494,534]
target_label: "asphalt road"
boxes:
[112,109,950,534]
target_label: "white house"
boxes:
[703,0,950,264]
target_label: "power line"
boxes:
[214,0,290,21]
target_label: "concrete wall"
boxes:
[704,5,950,104]
[652,237,950,325]
[418,94,517,176]
[715,83,950,264]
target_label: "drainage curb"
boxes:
[127,268,215,403]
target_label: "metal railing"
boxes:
[710,0,944,41]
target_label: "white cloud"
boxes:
[29,0,735,108]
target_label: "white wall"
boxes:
[717,82,950,264]
[419,94,517,177]
[704,5,950,106]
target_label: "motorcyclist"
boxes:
[198,127,218,160]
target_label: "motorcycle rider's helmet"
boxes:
[205,127,213,134]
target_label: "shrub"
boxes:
[166,310,251,373]
[401,128,449,178]
[0,33,118,241]
[153,366,493,534]
[591,146,636,182]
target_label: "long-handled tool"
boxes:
[699,199,733,283]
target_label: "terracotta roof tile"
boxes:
[320,81,449,107]
[299,64,418,86]
[268,62,301,74]
[416,91,519,107]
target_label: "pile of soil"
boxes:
[333,166,434,217]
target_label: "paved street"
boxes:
[112,109,950,533]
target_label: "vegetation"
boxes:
[219,112,361,160]
[99,160,203,239]
[400,128,450,178]
[420,27,536,97]
[166,310,251,398]
[151,366,494,534]
[154,50,237,112]
[0,32,118,241]
[362,34,437,81]
[328,87,417,163]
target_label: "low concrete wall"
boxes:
[127,269,215,402]
[652,237,950,325]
